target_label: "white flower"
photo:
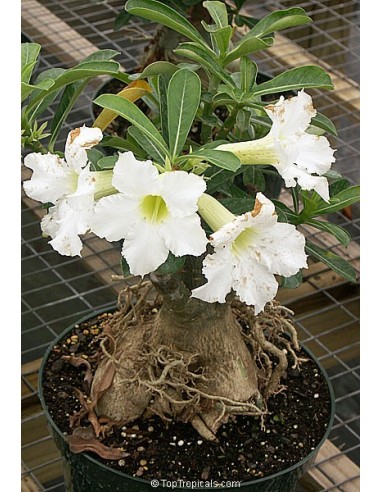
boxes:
[192,193,308,314]
[23,126,109,256]
[217,91,335,202]
[23,126,103,203]
[90,152,208,276]
[41,193,94,257]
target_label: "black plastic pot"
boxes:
[39,310,335,491]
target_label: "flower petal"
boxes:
[251,222,307,276]
[23,152,76,203]
[112,152,159,197]
[159,171,206,218]
[122,220,169,276]
[191,247,234,303]
[91,194,140,242]
[232,255,278,314]
[41,197,93,257]
[285,165,330,202]
[210,193,276,249]
[66,165,96,210]
[210,213,252,249]
[65,126,103,172]
[267,90,316,138]
[160,214,207,257]
[246,192,278,230]
[295,133,335,176]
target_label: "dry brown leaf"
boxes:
[90,358,116,402]
[66,433,129,460]
[62,355,93,386]
[70,388,102,437]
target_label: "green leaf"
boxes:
[21,78,55,103]
[300,190,321,218]
[243,166,266,193]
[67,60,127,81]
[120,257,131,277]
[21,43,41,84]
[125,0,208,46]
[114,10,132,30]
[236,14,258,29]
[202,23,233,57]
[220,197,255,214]
[47,52,121,148]
[81,49,121,63]
[220,181,249,198]
[324,169,343,181]
[312,185,360,216]
[120,131,149,159]
[100,135,141,153]
[279,270,303,289]
[49,80,89,150]
[329,178,350,196]
[203,1,228,27]
[87,148,105,171]
[97,155,118,170]
[212,92,238,107]
[167,69,201,159]
[158,74,171,146]
[128,126,165,163]
[305,241,357,283]
[236,109,251,132]
[202,1,231,56]
[272,200,300,224]
[224,37,272,66]
[156,253,186,274]
[25,61,129,116]
[138,61,179,79]
[94,94,170,164]
[240,56,258,93]
[243,8,311,39]
[310,112,337,136]
[252,66,334,97]
[306,219,351,247]
[185,149,241,171]
[21,61,38,87]
[205,167,244,193]
[174,42,235,88]
[25,68,66,118]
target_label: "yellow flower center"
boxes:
[140,195,169,223]
[232,227,257,256]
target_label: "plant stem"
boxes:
[291,186,300,214]
[23,139,49,154]
[216,106,239,140]
[200,74,220,144]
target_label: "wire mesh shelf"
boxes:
[21,1,360,490]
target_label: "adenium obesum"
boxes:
[194,192,307,314]
[23,91,335,313]
[217,91,336,202]
[90,151,208,276]
[23,126,111,256]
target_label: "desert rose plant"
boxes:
[22,0,359,447]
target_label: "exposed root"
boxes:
[70,281,305,443]
[234,300,307,397]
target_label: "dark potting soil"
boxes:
[42,311,331,484]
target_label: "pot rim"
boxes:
[38,307,336,490]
